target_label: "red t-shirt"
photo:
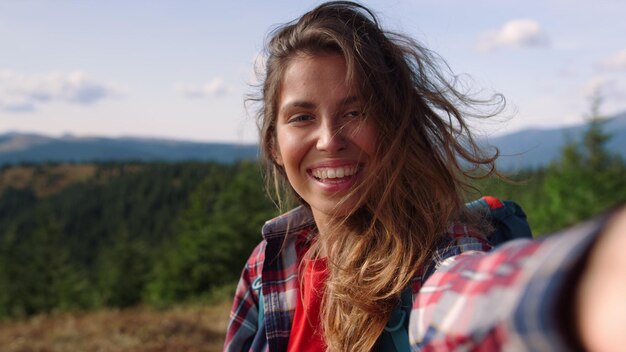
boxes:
[287,258,328,352]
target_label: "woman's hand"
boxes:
[577,207,626,351]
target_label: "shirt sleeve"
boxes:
[224,240,266,352]
[409,214,607,351]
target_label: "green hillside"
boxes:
[0,161,277,317]
[0,117,625,319]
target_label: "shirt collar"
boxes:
[261,205,316,241]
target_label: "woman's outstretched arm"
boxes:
[577,207,626,351]
[409,207,624,351]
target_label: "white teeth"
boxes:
[312,166,358,179]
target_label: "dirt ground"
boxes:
[0,301,231,352]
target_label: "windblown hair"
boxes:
[253,1,502,351]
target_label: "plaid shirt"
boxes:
[224,205,603,351]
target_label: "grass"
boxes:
[0,301,231,352]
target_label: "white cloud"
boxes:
[0,95,36,112]
[175,78,228,98]
[0,70,121,112]
[477,19,551,53]
[603,49,626,70]
[582,76,624,101]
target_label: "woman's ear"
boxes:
[273,147,283,166]
[270,140,283,166]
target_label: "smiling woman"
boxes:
[224,2,626,351]
[275,54,377,231]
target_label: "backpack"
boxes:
[255,196,532,351]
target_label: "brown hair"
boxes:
[253,1,502,350]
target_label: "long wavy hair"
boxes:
[253,2,502,350]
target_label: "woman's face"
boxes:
[274,53,377,228]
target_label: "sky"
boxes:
[1,0,625,144]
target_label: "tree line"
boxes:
[0,161,276,317]
[0,117,625,319]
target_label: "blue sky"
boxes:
[1,0,625,143]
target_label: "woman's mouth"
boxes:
[309,165,360,183]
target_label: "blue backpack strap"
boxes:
[465,196,533,246]
[251,276,264,328]
[382,285,413,352]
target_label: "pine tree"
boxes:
[539,93,626,233]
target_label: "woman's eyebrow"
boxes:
[279,100,316,113]
[279,96,359,114]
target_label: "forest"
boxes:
[0,115,625,321]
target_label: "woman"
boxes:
[225,2,626,351]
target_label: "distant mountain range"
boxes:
[1,111,624,169]
[0,133,258,165]
[487,111,626,170]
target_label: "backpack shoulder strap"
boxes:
[251,276,264,328]
[383,285,413,352]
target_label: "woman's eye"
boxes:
[345,110,363,118]
[287,114,313,124]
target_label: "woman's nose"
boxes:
[316,119,347,153]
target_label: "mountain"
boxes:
[1,111,624,168]
[0,133,258,165]
[485,111,626,170]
